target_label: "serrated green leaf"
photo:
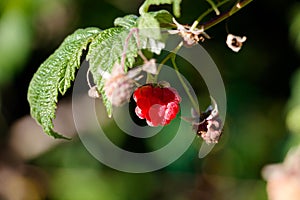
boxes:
[27,27,101,138]
[137,10,173,40]
[87,27,136,117]
[137,13,161,40]
[114,14,138,29]
[148,10,173,27]
[139,0,181,17]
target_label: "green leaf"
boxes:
[87,27,136,117]
[114,14,138,29]
[137,10,173,40]
[148,10,173,27]
[27,27,101,138]
[139,0,182,18]
[137,13,161,40]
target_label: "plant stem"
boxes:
[153,42,183,82]
[202,0,253,31]
[190,0,231,30]
[206,0,220,16]
[171,53,199,111]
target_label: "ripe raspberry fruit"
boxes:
[133,84,181,126]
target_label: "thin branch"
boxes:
[206,0,220,16]
[201,0,253,31]
[153,42,183,82]
[190,0,231,30]
[171,53,199,111]
[86,67,92,89]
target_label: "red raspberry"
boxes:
[133,84,181,126]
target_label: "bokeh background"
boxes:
[1,0,300,199]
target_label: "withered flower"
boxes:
[226,34,247,52]
[141,59,157,75]
[168,18,210,47]
[101,61,157,107]
[185,97,222,144]
[103,63,137,106]
[88,86,100,98]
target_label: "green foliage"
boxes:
[138,13,161,40]
[28,11,170,138]
[27,0,257,141]
[27,27,101,138]
[87,27,127,117]
[139,0,182,18]
[114,14,138,29]
[147,10,174,27]
[137,10,173,39]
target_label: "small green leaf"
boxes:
[138,11,171,54]
[148,10,173,28]
[137,13,161,40]
[114,14,138,29]
[27,27,101,138]
[139,0,181,18]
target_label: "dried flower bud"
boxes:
[199,117,222,144]
[168,18,210,47]
[88,86,100,98]
[96,59,159,106]
[185,97,222,144]
[103,63,135,106]
[142,59,157,74]
[226,34,247,52]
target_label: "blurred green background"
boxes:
[1,0,300,199]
